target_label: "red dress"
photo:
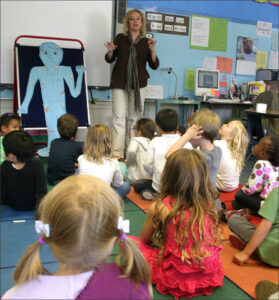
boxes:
[133,197,224,299]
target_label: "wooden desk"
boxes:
[245,108,279,135]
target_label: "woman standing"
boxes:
[105,9,159,159]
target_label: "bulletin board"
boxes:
[190,15,228,52]
[16,44,89,129]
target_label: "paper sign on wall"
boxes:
[145,85,164,99]
[268,51,279,69]
[257,21,272,37]
[216,56,233,73]
[185,69,195,90]
[256,51,267,69]
[203,57,217,70]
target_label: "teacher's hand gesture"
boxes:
[105,40,118,58]
[148,38,157,52]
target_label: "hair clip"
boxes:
[7,113,12,116]
[38,236,47,245]
[117,216,130,234]
[119,232,126,240]
[35,220,50,237]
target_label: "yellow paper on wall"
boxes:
[185,69,195,90]
[256,51,267,69]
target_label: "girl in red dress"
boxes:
[132,149,224,299]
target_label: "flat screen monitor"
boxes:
[194,68,220,97]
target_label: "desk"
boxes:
[245,108,279,135]
[146,99,200,125]
[201,100,252,124]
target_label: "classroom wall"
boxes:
[1,0,278,125]
[130,0,279,99]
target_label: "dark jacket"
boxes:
[105,33,159,89]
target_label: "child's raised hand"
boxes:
[232,251,249,266]
[184,125,203,141]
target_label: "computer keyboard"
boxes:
[207,98,252,104]
[208,98,240,103]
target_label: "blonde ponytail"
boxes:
[116,236,152,297]
[13,240,48,285]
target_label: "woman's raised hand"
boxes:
[148,38,157,52]
[105,40,118,53]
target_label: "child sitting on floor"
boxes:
[78,124,131,198]
[228,187,279,267]
[214,120,249,192]
[131,149,224,299]
[0,131,47,212]
[232,136,279,213]
[0,113,21,164]
[133,109,192,200]
[2,175,151,299]
[166,109,222,210]
[47,113,83,185]
[126,118,156,182]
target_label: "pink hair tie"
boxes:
[38,236,46,245]
[119,232,126,240]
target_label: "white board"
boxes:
[0,0,114,86]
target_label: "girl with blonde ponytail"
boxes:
[2,175,151,299]
[214,120,249,192]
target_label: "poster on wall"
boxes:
[236,36,258,75]
[145,11,189,35]
[190,15,228,52]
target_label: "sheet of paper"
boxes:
[145,85,163,99]
[236,60,256,76]
[268,51,279,69]
[272,30,279,50]
[216,56,233,73]
[220,81,228,87]
[203,57,217,70]
[222,74,227,80]
[256,51,267,69]
[185,69,195,90]
[190,16,209,47]
[257,21,272,38]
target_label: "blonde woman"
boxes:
[214,120,249,192]
[105,8,159,159]
[78,124,131,198]
[2,175,151,299]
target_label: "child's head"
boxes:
[3,130,35,163]
[187,109,220,143]
[154,149,221,265]
[84,124,113,163]
[57,113,79,140]
[0,113,21,136]
[160,149,219,206]
[253,136,279,166]
[176,125,186,136]
[14,175,151,291]
[133,118,156,139]
[220,120,249,171]
[155,108,178,133]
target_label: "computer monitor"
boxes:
[194,68,220,97]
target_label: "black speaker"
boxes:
[117,0,126,23]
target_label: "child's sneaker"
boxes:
[229,234,246,251]
[141,190,155,201]
[226,208,252,222]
